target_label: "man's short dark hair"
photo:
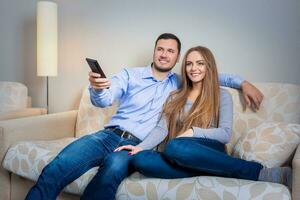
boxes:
[155,33,181,53]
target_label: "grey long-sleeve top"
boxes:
[138,88,233,150]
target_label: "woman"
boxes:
[115,46,291,187]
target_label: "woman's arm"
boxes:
[114,115,169,154]
[192,88,233,144]
[137,116,168,150]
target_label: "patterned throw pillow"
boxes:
[233,122,300,168]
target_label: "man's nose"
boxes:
[160,51,167,57]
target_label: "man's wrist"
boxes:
[89,85,105,94]
[241,80,249,91]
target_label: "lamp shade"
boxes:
[37,1,57,76]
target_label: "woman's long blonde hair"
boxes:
[163,46,220,141]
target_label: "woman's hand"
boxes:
[114,145,143,155]
[177,128,194,138]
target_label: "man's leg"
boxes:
[81,139,139,200]
[163,137,263,181]
[25,129,121,200]
[132,150,201,179]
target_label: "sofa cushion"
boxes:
[75,87,117,138]
[225,83,300,154]
[233,122,300,167]
[117,173,290,200]
[2,138,98,194]
[0,81,28,113]
[3,139,291,198]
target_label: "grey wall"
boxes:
[1,0,300,113]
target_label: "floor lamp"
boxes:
[37,1,58,113]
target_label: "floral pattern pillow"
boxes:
[233,122,300,167]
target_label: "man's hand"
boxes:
[114,145,143,155]
[89,71,111,90]
[176,128,193,138]
[241,81,264,111]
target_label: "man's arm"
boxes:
[219,73,263,110]
[240,80,264,111]
[89,68,130,108]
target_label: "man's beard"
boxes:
[152,63,173,73]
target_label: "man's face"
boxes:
[153,39,180,72]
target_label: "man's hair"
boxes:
[155,33,181,53]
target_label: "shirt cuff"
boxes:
[88,85,106,97]
[233,76,244,89]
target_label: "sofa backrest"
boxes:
[0,81,28,113]
[75,83,300,153]
[225,83,300,153]
[75,88,117,137]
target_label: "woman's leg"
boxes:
[25,129,121,200]
[132,150,202,179]
[163,137,263,181]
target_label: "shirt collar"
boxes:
[142,63,175,80]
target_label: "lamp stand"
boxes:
[46,76,49,114]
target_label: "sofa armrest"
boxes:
[0,110,78,200]
[0,110,78,159]
[0,107,47,121]
[292,144,300,200]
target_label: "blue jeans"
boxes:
[25,129,140,200]
[132,137,263,180]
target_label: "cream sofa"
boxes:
[0,81,47,121]
[1,83,300,200]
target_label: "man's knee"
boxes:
[103,152,130,174]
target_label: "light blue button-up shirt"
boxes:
[89,64,243,140]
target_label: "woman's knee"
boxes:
[163,138,188,159]
[132,151,149,171]
[132,151,159,175]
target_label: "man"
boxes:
[25,33,263,200]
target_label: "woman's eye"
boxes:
[186,62,192,66]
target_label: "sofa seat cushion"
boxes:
[2,138,99,194]
[3,139,291,199]
[117,173,291,200]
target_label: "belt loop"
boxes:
[121,130,125,138]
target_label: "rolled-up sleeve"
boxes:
[219,73,244,89]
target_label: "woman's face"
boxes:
[185,51,207,84]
